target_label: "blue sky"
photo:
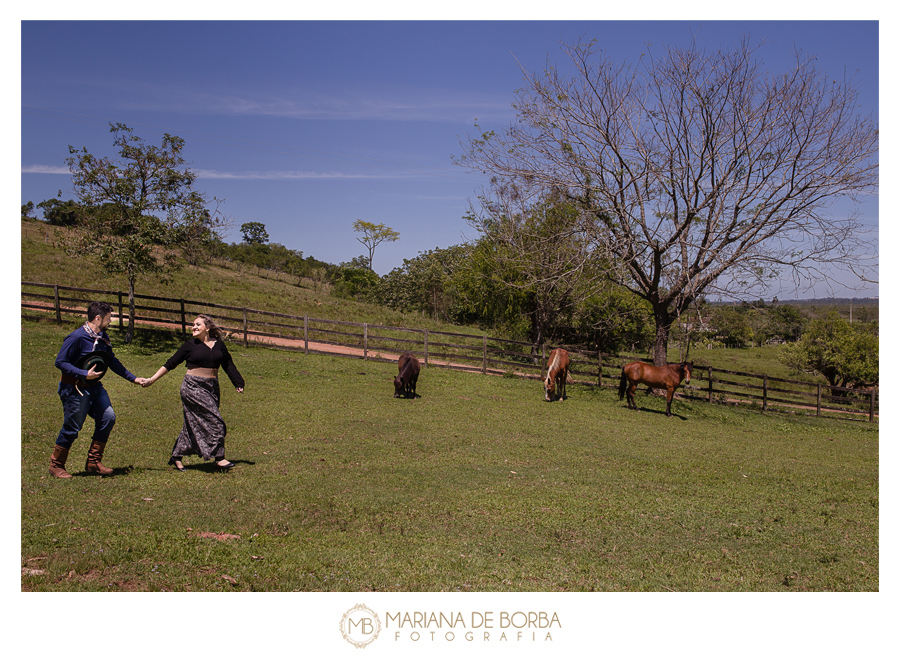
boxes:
[20,19,879,298]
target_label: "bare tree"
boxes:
[457,37,878,365]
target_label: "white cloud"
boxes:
[101,78,513,124]
[21,165,70,175]
[194,168,408,180]
[204,91,511,123]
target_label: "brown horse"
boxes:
[544,348,572,401]
[618,361,693,417]
[394,352,420,398]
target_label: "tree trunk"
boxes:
[125,275,136,344]
[528,303,546,365]
[651,304,672,367]
[530,316,544,356]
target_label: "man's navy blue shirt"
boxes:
[55,326,136,383]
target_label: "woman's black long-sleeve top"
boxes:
[163,338,245,389]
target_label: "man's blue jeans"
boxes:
[56,382,116,449]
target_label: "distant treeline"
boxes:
[206,239,341,287]
[24,201,878,356]
[710,297,878,308]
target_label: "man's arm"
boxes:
[54,333,88,379]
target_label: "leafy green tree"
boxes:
[464,188,612,346]
[769,305,806,342]
[333,266,380,300]
[37,198,82,226]
[172,203,231,266]
[448,240,532,337]
[778,313,878,391]
[265,243,305,283]
[568,287,655,354]
[373,245,473,322]
[281,248,308,286]
[711,307,753,348]
[240,222,269,245]
[343,255,371,271]
[22,201,36,221]
[65,122,220,343]
[353,219,400,271]
[746,308,775,347]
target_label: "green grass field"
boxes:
[21,320,878,591]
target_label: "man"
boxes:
[50,301,146,478]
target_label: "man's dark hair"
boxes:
[87,301,114,323]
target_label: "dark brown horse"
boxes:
[618,361,693,417]
[544,348,572,401]
[394,352,420,398]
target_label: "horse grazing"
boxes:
[544,348,572,402]
[618,361,693,417]
[394,352,420,399]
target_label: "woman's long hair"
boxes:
[196,314,223,340]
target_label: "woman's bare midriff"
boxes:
[187,368,218,378]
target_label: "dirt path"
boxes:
[22,300,511,375]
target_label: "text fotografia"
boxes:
[386,611,561,642]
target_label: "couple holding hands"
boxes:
[49,301,244,478]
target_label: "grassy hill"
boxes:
[20,219,482,335]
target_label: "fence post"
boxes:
[180,300,186,335]
[243,309,249,348]
[118,292,124,329]
[53,284,61,325]
[816,383,822,417]
[304,315,309,355]
[870,389,876,422]
[708,367,713,403]
[762,374,768,411]
[482,336,487,374]
[424,329,429,368]
[363,323,368,361]
[598,351,603,387]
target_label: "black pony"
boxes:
[393,352,420,398]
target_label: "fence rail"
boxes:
[21,281,878,422]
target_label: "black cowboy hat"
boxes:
[76,350,111,381]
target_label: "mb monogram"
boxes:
[340,604,382,648]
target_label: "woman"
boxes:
[144,314,244,472]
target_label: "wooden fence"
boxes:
[21,281,878,422]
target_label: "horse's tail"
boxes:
[618,368,627,400]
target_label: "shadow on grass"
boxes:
[177,459,255,473]
[73,465,136,478]
[621,391,691,419]
[108,326,184,356]
[622,406,690,420]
